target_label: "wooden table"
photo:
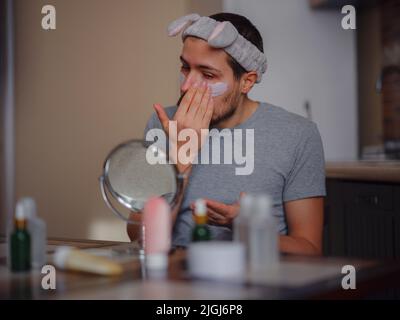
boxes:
[326,160,400,183]
[1,238,399,299]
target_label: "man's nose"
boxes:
[180,74,201,93]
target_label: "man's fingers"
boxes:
[190,202,224,219]
[190,203,223,225]
[204,198,230,215]
[188,81,207,118]
[196,86,211,120]
[177,84,198,116]
[153,104,170,133]
[207,208,226,225]
[203,96,214,125]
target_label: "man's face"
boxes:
[179,37,242,126]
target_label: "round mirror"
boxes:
[99,140,181,224]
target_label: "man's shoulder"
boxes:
[164,105,178,117]
[258,102,318,135]
[259,102,313,126]
[145,105,177,130]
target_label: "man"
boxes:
[128,12,326,255]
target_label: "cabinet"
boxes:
[324,179,400,259]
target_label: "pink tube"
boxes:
[143,197,171,271]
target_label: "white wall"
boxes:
[224,0,358,160]
[14,0,187,241]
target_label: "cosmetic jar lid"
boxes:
[188,242,245,281]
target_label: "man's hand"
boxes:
[126,212,142,242]
[153,81,214,174]
[187,195,324,256]
[190,194,244,227]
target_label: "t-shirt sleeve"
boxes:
[143,108,177,153]
[143,112,162,139]
[143,106,177,139]
[283,122,326,202]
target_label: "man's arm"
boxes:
[279,196,324,256]
[198,195,324,256]
[128,82,213,241]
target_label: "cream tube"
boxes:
[53,246,123,276]
[143,197,171,272]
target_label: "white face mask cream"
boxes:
[208,81,228,97]
[179,73,228,97]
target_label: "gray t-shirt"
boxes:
[144,102,326,247]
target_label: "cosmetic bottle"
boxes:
[234,194,253,258]
[143,197,171,274]
[10,202,31,272]
[249,194,279,271]
[20,197,47,268]
[192,199,211,242]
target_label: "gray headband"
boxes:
[167,13,267,83]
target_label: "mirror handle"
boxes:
[169,172,187,209]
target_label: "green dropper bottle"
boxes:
[192,199,211,242]
[10,202,31,272]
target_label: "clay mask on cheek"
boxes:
[209,81,228,97]
[179,73,228,97]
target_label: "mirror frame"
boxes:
[99,139,183,224]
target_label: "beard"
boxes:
[209,89,241,126]
[176,84,242,127]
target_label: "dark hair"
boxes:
[209,12,264,80]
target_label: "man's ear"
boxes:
[240,71,258,94]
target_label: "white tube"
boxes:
[53,246,123,276]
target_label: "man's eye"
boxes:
[181,65,189,71]
[204,73,214,79]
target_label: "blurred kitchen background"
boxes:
[1,0,399,258]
